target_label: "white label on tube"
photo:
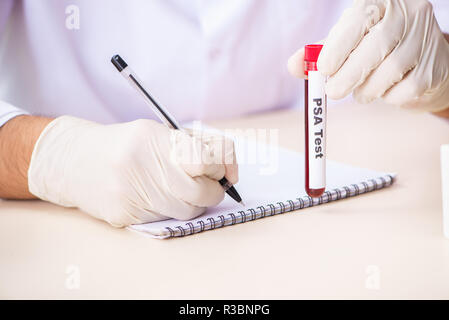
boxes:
[308,71,326,189]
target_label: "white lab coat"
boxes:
[0,0,448,125]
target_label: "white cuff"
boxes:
[0,101,30,127]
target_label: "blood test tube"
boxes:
[304,44,326,198]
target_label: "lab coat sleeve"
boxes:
[0,1,29,127]
[0,101,29,127]
[0,0,13,34]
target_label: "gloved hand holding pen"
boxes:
[24,115,238,227]
[288,0,449,114]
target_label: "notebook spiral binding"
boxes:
[164,174,395,238]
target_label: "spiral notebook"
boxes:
[129,137,395,239]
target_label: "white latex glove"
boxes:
[288,0,449,113]
[28,116,238,227]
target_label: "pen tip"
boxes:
[240,201,246,207]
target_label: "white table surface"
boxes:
[1,101,448,299]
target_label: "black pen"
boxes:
[111,54,244,206]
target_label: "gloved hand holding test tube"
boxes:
[288,0,449,198]
[288,0,449,113]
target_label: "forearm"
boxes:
[0,115,53,199]
[433,107,449,118]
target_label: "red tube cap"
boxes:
[304,44,323,62]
